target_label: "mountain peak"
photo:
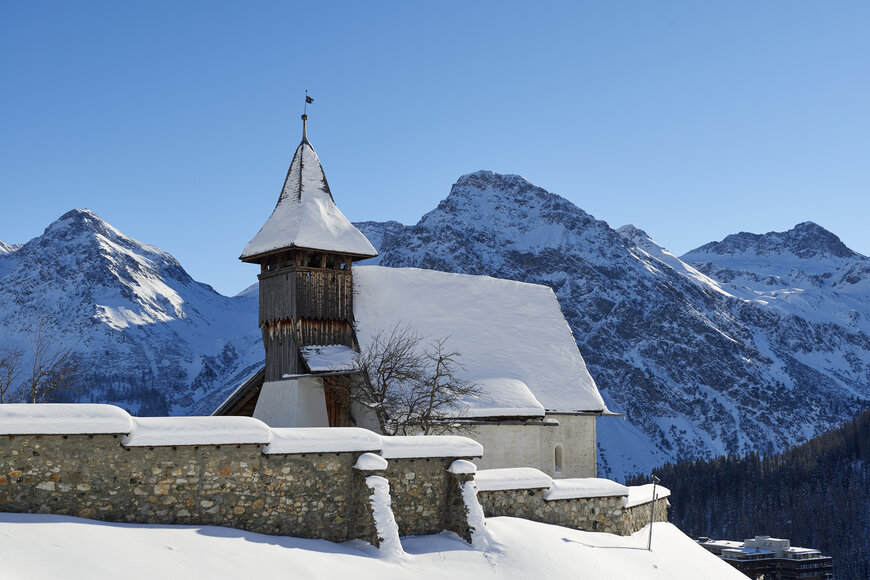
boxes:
[684,221,857,261]
[418,170,603,240]
[59,208,99,220]
[617,224,667,254]
[0,241,21,255]
[455,170,531,187]
[616,224,651,243]
[45,208,123,242]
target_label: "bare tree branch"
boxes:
[21,319,84,403]
[0,348,22,404]
[327,324,479,435]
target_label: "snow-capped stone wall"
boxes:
[475,468,670,536]
[0,405,481,547]
[0,405,666,543]
[382,456,478,540]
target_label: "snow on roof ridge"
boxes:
[120,416,272,447]
[0,404,497,460]
[264,427,382,454]
[475,467,553,492]
[380,435,483,459]
[544,478,629,501]
[299,344,358,372]
[0,404,133,435]
[460,377,545,418]
[623,483,671,508]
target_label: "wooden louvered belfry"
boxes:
[240,114,378,382]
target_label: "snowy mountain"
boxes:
[358,171,870,479]
[0,209,261,415]
[682,222,870,335]
[4,184,869,481]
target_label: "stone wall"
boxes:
[0,405,666,547]
[0,434,381,543]
[622,496,670,535]
[384,457,473,541]
[477,488,670,536]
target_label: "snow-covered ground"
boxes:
[0,513,743,579]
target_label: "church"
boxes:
[214,113,614,478]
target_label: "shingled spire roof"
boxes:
[240,116,378,262]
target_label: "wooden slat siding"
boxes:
[323,376,354,427]
[295,268,352,321]
[256,250,357,381]
[236,387,261,416]
[263,326,301,382]
[258,267,352,324]
[296,319,354,347]
[258,269,298,324]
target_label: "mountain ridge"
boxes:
[358,170,870,478]
[0,208,260,415]
[2,175,869,479]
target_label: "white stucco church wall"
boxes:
[465,414,597,478]
[253,378,329,428]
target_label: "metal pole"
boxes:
[647,475,660,551]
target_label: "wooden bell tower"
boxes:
[240,113,378,382]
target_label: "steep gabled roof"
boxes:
[240,125,377,261]
[354,266,609,414]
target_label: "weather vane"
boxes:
[303,90,313,116]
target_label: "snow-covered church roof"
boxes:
[354,266,609,415]
[240,119,377,261]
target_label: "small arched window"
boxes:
[554,444,563,474]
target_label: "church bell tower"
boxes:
[240,114,378,384]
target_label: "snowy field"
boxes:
[0,514,743,579]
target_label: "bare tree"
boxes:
[416,337,479,435]
[0,348,22,404]
[19,320,84,403]
[330,324,479,435]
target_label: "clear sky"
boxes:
[2,1,869,295]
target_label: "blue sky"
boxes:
[2,1,869,295]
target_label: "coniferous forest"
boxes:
[627,409,870,579]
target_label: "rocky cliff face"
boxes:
[357,171,870,478]
[0,210,260,415]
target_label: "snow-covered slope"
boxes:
[361,171,870,479]
[0,209,261,415]
[0,514,744,580]
[682,222,870,334]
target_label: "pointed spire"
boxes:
[239,109,378,262]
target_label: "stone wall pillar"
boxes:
[445,459,487,544]
[351,453,401,552]
[445,472,475,542]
